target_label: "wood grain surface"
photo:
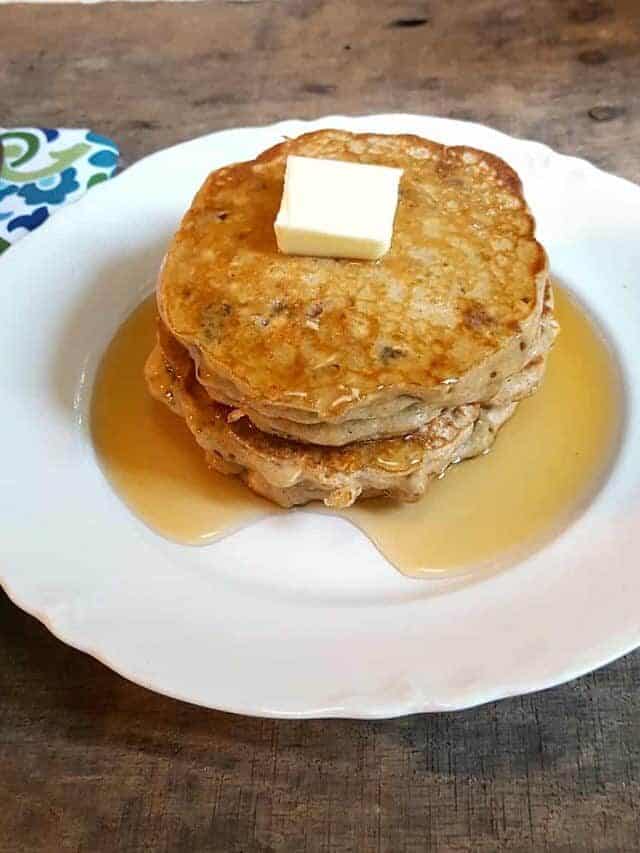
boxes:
[2,1,640,850]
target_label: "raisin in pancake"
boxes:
[158,130,548,446]
[145,295,557,509]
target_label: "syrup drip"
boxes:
[91,284,621,576]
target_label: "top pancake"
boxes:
[158,130,547,425]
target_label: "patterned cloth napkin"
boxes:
[0,128,119,254]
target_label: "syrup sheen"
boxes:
[91,285,621,577]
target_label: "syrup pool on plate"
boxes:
[91,284,622,577]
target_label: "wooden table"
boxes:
[2,1,639,849]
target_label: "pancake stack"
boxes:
[145,130,558,508]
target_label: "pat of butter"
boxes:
[274,155,403,261]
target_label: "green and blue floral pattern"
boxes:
[0,128,119,254]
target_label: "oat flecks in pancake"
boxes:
[158,130,548,438]
[145,306,557,508]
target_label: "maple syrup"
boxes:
[91,284,622,577]
[91,296,279,544]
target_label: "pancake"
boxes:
[145,294,558,508]
[158,129,548,446]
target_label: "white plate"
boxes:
[2,114,639,718]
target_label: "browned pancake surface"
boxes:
[159,130,547,421]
